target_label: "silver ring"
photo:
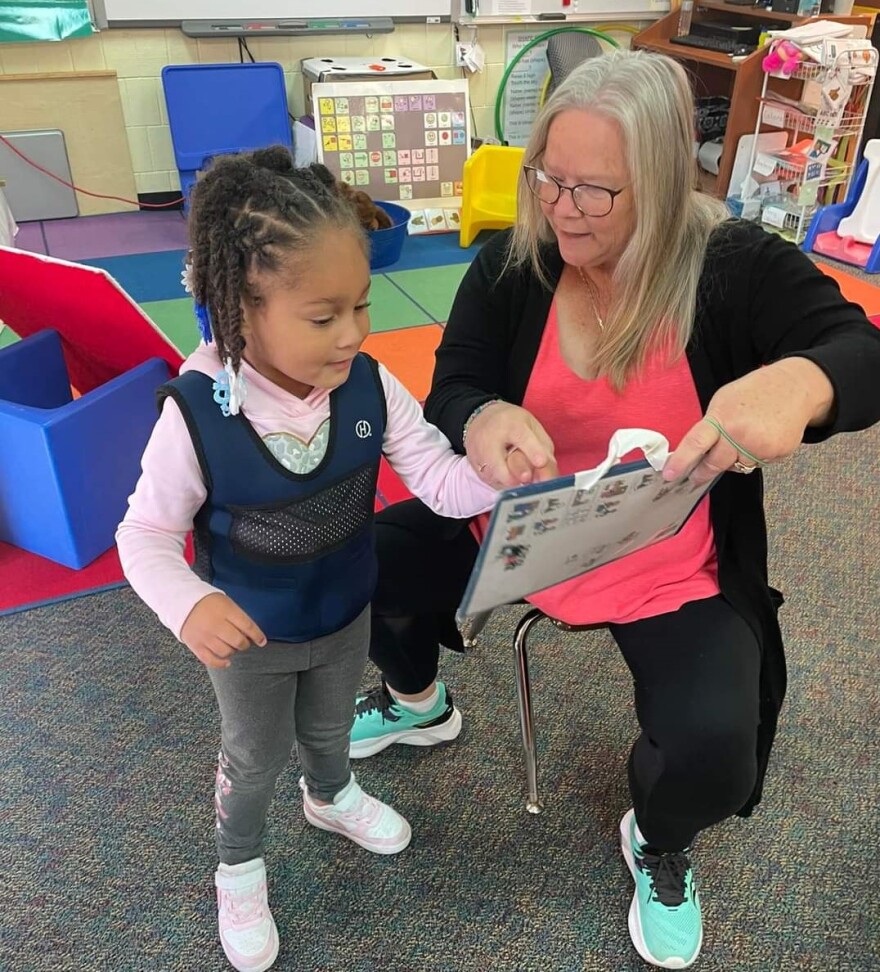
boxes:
[732,458,759,474]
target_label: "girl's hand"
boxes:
[465,402,559,488]
[180,593,268,669]
[664,358,835,485]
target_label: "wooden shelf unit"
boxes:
[633,6,872,197]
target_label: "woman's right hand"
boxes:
[180,593,268,669]
[465,402,558,488]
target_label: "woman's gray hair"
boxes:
[508,49,729,389]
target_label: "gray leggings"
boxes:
[208,607,369,866]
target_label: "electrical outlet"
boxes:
[455,43,469,68]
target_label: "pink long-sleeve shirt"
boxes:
[117,344,497,641]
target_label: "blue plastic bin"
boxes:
[370,202,410,269]
[161,62,293,206]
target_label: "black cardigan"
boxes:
[424,221,880,817]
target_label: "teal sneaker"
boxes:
[620,809,703,969]
[349,682,462,759]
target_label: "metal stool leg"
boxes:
[514,608,547,814]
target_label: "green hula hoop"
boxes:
[494,27,620,144]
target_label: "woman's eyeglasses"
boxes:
[523,165,627,218]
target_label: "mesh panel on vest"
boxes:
[193,516,213,581]
[229,462,377,563]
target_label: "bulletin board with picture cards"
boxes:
[313,79,471,223]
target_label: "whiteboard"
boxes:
[101,0,452,22]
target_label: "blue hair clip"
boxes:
[212,369,232,417]
[194,301,213,344]
[212,360,247,417]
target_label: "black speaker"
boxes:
[771,0,799,12]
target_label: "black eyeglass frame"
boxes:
[523,165,628,218]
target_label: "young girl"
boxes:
[116,148,497,972]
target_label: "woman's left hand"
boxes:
[664,357,835,485]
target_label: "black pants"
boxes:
[370,499,761,851]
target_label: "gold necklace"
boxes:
[577,265,605,332]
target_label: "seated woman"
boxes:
[352,50,880,969]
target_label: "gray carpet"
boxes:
[1,426,878,972]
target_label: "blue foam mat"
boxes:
[82,250,189,304]
[78,231,490,305]
[380,230,491,272]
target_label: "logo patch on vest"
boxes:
[355,420,373,439]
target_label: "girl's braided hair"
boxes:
[188,146,365,371]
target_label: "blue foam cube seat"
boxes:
[0,329,169,569]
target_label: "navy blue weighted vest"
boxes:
[159,354,386,643]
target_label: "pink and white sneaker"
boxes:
[214,857,279,972]
[300,774,411,854]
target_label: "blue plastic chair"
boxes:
[161,62,294,205]
[0,330,170,569]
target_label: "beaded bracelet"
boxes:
[462,398,504,449]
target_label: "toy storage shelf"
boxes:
[737,47,878,245]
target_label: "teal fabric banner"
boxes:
[0,2,94,43]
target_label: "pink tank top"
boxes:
[475,301,720,626]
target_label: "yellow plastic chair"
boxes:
[459,144,525,248]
